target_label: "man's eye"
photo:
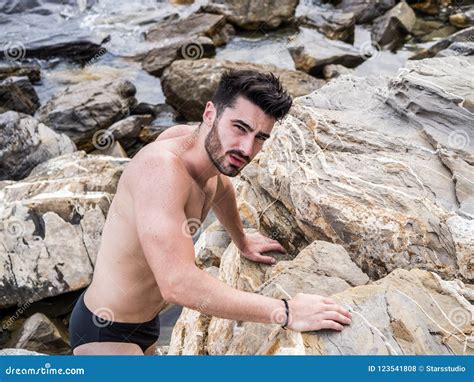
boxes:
[257,136,267,142]
[234,125,245,132]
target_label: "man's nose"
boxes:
[239,135,254,159]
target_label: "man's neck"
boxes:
[181,124,220,187]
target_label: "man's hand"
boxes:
[284,293,352,332]
[239,231,287,264]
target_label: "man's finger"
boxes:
[252,254,277,264]
[320,320,344,331]
[322,311,351,325]
[262,242,287,254]
[325,304,352,318]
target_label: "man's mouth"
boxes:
[228,154,246,167]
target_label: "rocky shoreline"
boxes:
[0,0,472,355]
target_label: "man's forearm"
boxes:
[167,267,284,324]
[211,179,247,250]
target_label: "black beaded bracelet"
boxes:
[281,298,289,330]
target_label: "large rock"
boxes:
[36,79,137,148]
[407,0,453,16]
[288,27,365,76]
[296,4,356,44]
[141,36,216,77]
[0,0,107,64]
[140,12,233,77]
[0,63,41,83]
[410,26,474,59]
[450,8,474,28]
[161,58,326,121]
[0,112,76,181]
[5,313,70,355]
[0,76,40,115]
[371,1,416,49]
[201,0,299,30]
[205,239,369,355]
[145,13,230,47]
[237,55,473,283]
[333,0,398,23]
[225,268,474,354]
[0,151,129,309]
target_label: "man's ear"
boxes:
[202,101,217,127]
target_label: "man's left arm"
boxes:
[211,175,287,264]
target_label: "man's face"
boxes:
[204,96,275,177]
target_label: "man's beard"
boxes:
[204,118,246,177]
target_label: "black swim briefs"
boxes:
[69,289,160,353]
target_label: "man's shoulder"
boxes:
[125,145,191,196]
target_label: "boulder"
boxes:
[201,0,299,30]
[333,0,397,23]
[161,58,326,121]
[371,1,416,49]
[225,268,474,354]
[0,76,40,115]
[0,63,41,83]
[288,27,365,76]
[296,4,355,44]
[145,12,230,47]
[5,312,70,355]
[322,64,354,80]
[36,79,137,148]
[238,55,473,283]
[0,151,129,308]
[0,111,76,181]
[410,26,474,59]
[407,0,453,16]
[450,8,474,28]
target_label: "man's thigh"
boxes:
[73,341,144,355]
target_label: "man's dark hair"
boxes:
[211,69,293,123]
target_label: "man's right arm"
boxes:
[130,152,352,331]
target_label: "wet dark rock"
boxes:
[410,26,474,59]
[0,76,40,115]
[0,111,75,181]
[36,79,137,148]
[0,63,41,83]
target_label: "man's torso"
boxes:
[84,124,218,322]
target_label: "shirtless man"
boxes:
[69,70,352,355]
